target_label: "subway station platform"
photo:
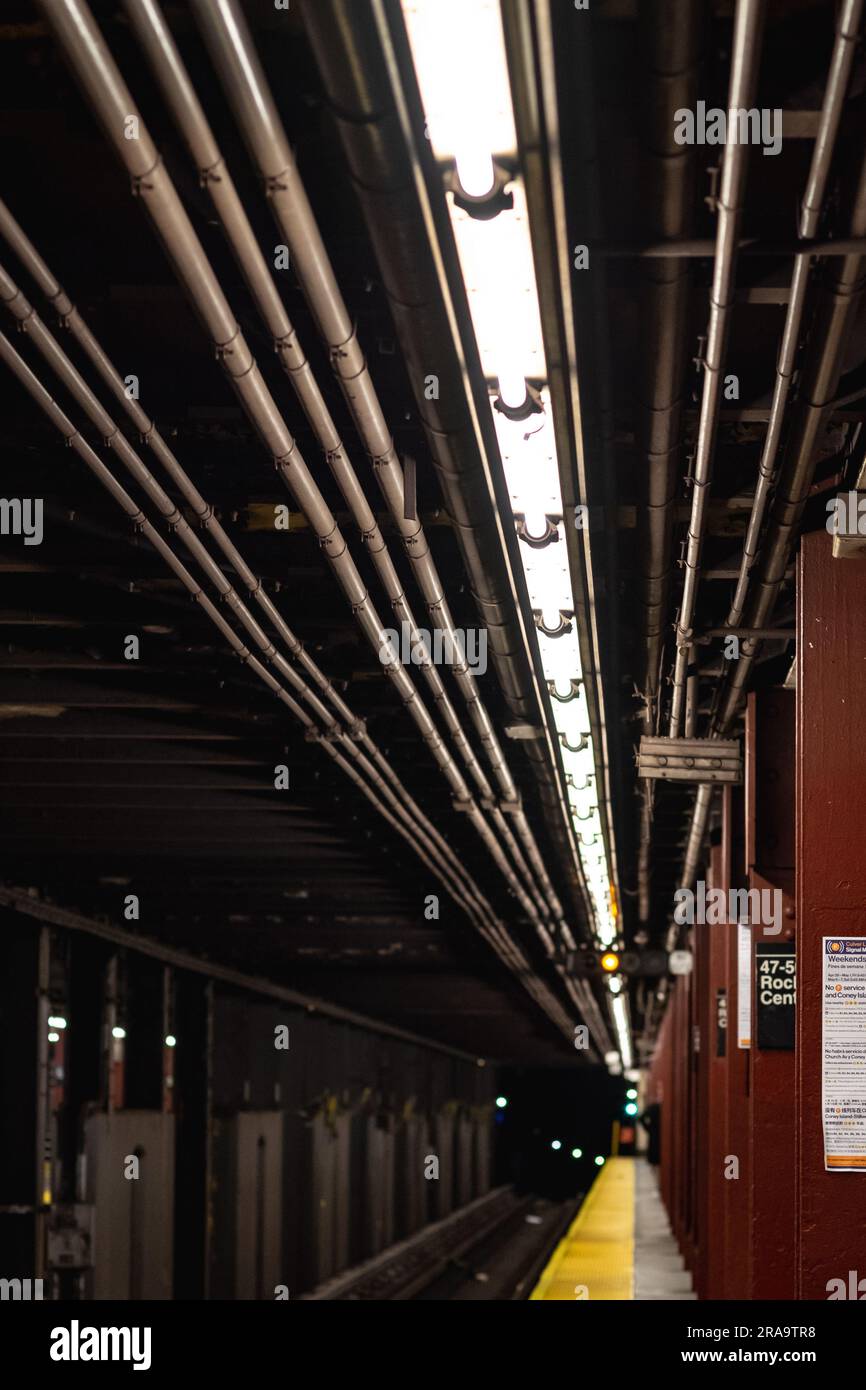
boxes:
[530,1158,695,1301]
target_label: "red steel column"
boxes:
[653,1003,675,1217]
[694,907,711,1298]
[796,530,866,1298]
[708,845,728,1301]
[722,785,751,1299]
[700,834,728,1301]
[676,975,691,1252]
[671,977,687,1246]
[684,964,698,1276]
[746,690,796,1299]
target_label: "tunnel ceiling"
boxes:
[0,0,863,1067]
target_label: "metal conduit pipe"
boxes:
[187,0,569,939]
[668,0,765,735]
[726,254,811,628]
[572,979,615,1058]
[0,198,497,933]
[0,262,338,733]
[190,0,523,798]
[119,1,492,803]
[635,0,704,926]
[715,159,866,735]
[118,0,553,931]
[685,654,699,738]
[676,3,865,895]
[191,0,567,939]
[679,222,866,902]
[726,0,863,629]
[39,0,465,791]
[0,254,504,945]
[299,1,540,722]
[800,0,865,238]
[0,334,314,725]
[299,0,581,932]
[679,784,714,903]
[65,8,559,954]
[637,795,652,925]
[0,260,496,926]
[0,327,577,1039]
[637,0,704,732]
[0,215,352,733]
[39,0,566,956]
[605,236,866,258]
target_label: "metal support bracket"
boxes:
[638,735,742,783]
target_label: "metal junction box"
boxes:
[638,736,742,783]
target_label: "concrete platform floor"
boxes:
[531,1157,696,1301]
[634,1159,696,1300]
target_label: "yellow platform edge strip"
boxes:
[529,1156,635,1301]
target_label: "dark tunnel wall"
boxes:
[0,908,496,1298]
[209,992,495,1295]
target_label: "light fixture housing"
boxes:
[400,0,627,1057]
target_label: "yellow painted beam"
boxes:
[530,1157,634,1301]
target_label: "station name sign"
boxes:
[755,942,795,1049]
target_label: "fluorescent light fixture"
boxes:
[402,0,627,1056]
[519,532,572,615]
[612,994,633,1070]
[554,694,591,750]
[497,403,562,517]
[450,187,544,395]
[537,630,583,691]
[402,0,516,167]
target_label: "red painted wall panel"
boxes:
[796,531,866,1298]
[694,911,711,1298]
[706,845,729,1299]
[722,787,751,1300]
[746,691,796,1299]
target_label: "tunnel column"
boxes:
[796,530,866,1297]
[694,833,731,1299]
[721,785,751,1298]
[745,690,796,1298]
